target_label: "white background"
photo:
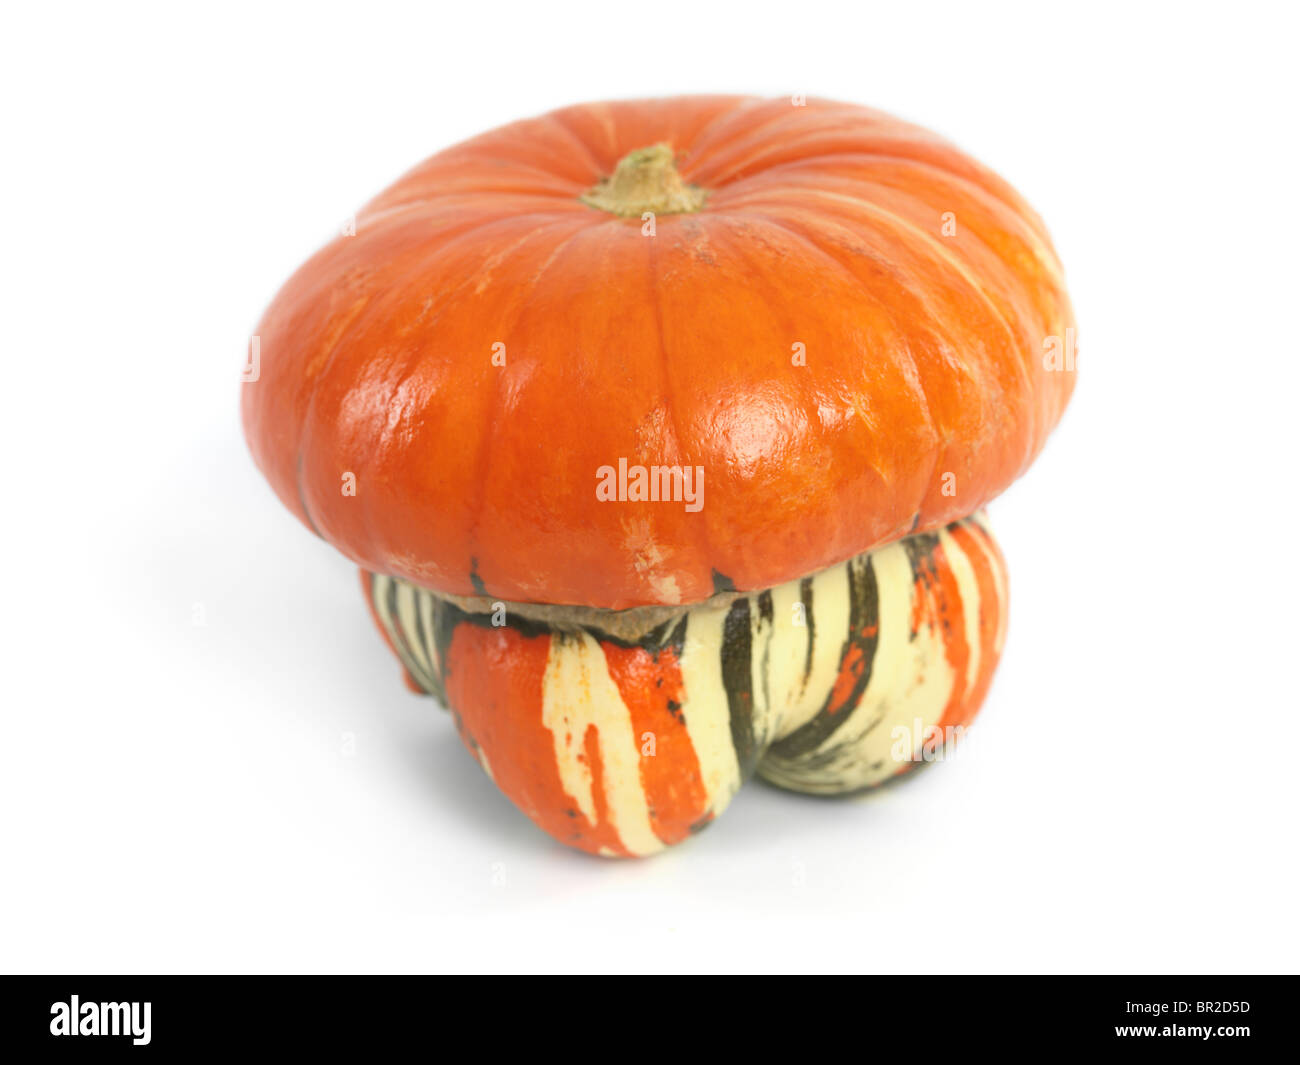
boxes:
[2,1,1297,974]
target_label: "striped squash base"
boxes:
[363,512,1008,857]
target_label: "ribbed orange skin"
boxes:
[243,96,1074,609]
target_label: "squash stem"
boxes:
[580,144,706,217]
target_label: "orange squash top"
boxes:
[243,95,1075,609]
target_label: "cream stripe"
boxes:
[395,582,433,679]
[370,575,409,672]
[747,598,787,755]
[764,579,812,738]
[851,541,958,786]
[773,562,852,739]
[677,606,743,809]
[418,587,440,679]
[540,637,597,824]
[837,544,919,748]
[540,632,662,856]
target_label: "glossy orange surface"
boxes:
[244,96,1074,608]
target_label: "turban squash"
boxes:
[243,95,1075,857]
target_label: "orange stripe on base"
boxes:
[443,623,630,857]
[910,538,974,741]
[943,520,1007,732]
[824,624,879,719]
[600,643,709,846]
